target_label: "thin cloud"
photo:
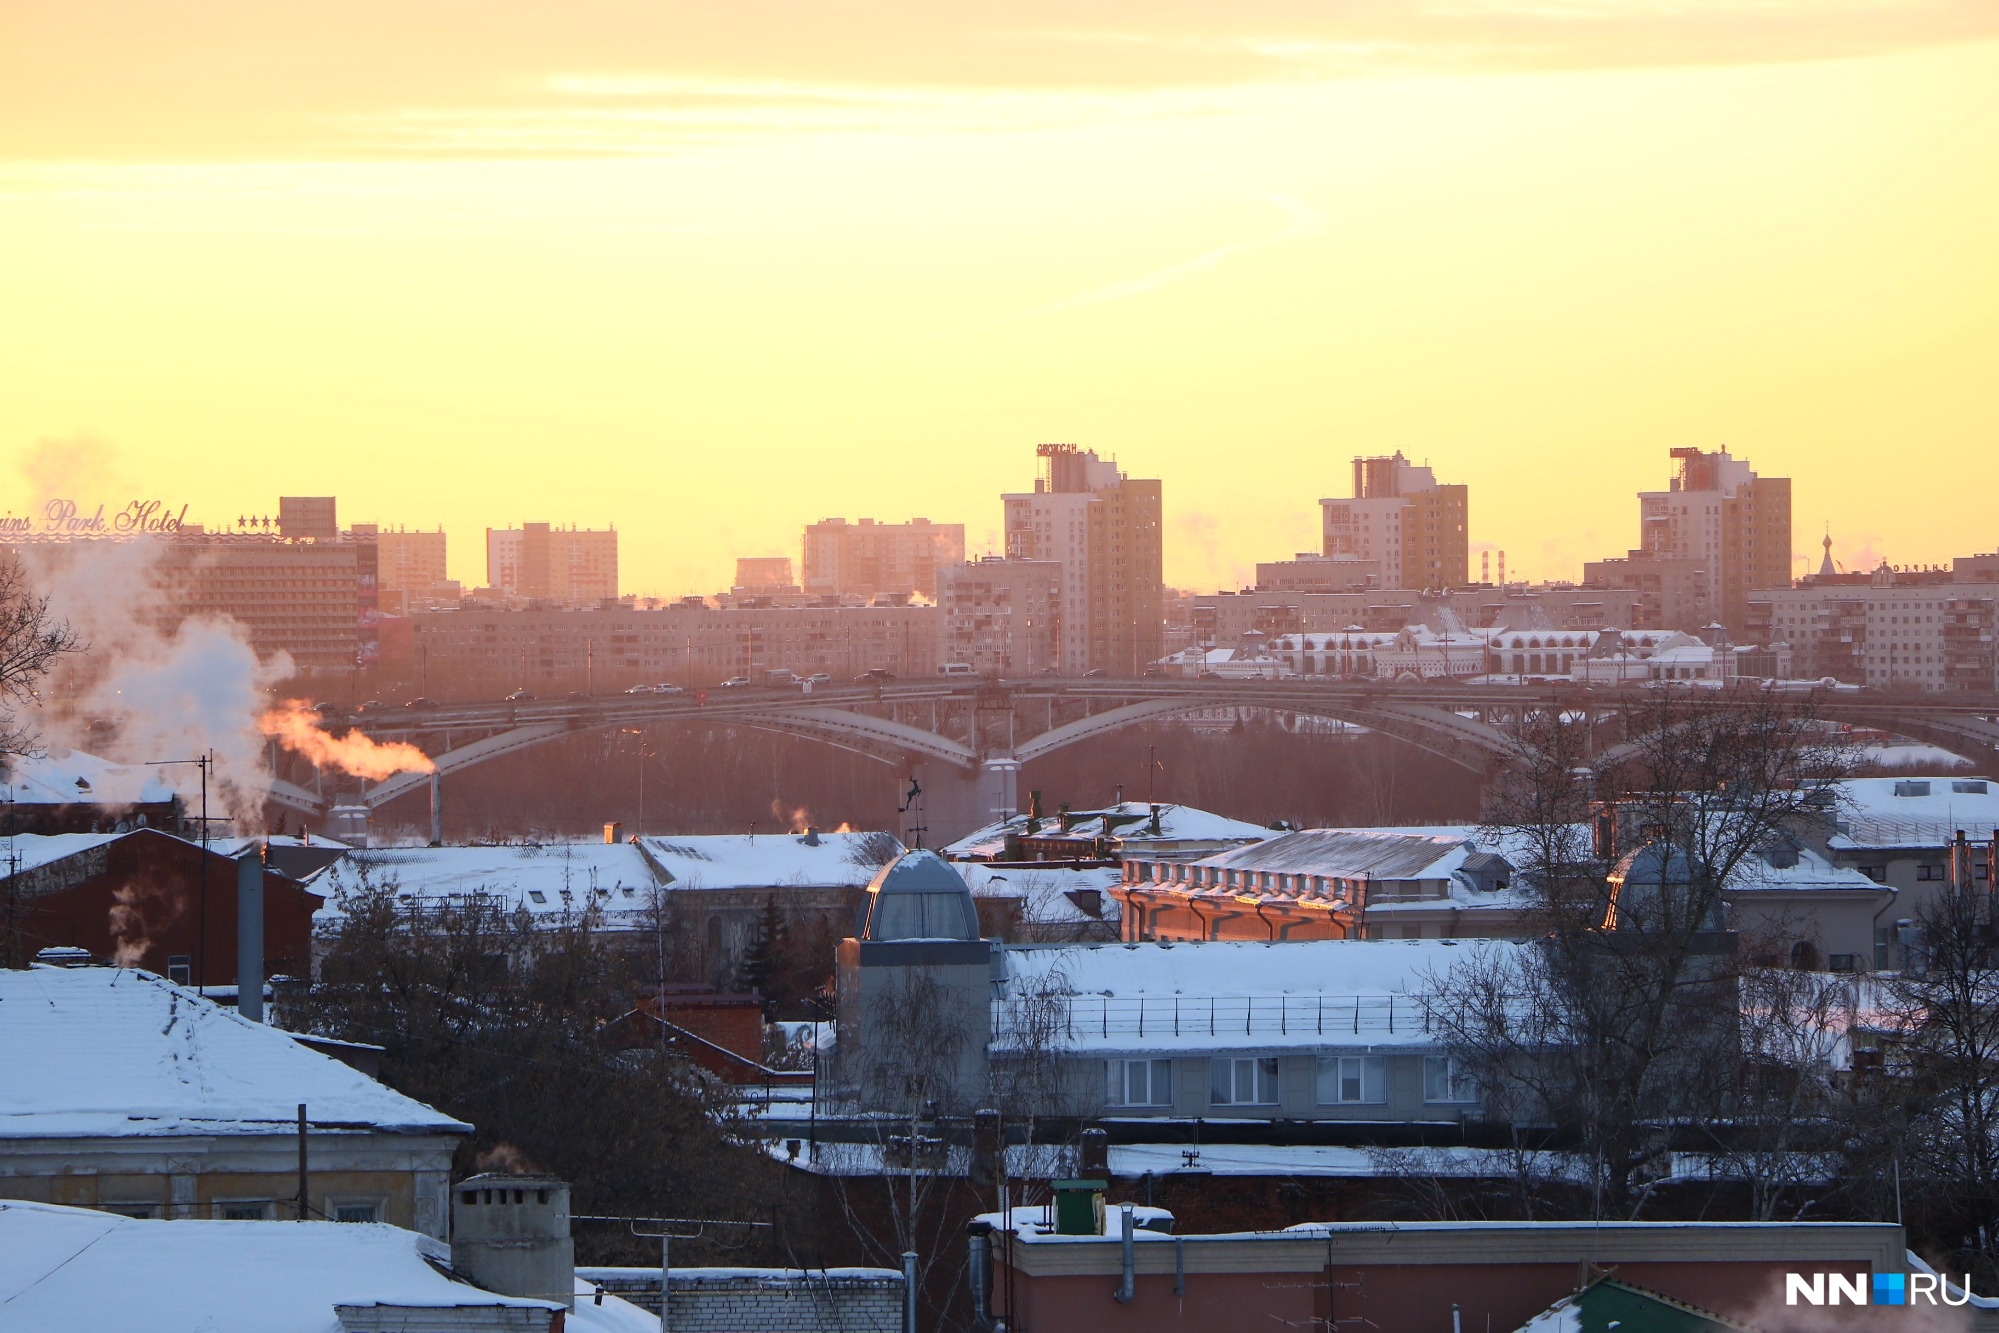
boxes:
[5,1,1997,161]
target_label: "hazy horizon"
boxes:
[5,1,1995,596]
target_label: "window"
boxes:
[166,955,192,985]
[333,1201,383,1224]
[1423,1056,1475,1103]
[219,1201,274,1220]
[1210,1057,1279,1106]
[527,890,547,904]
[1317,1055,1387,1105]
[1918,864,1945,881]
[101,1203,161,1219]
[1107,1059,1174,1107]
[1860,866,1887,883]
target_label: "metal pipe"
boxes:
[235,847,264,1023]
[1114,1202,1136,1304]
[429,770,443,846]
[902,1250,918,1333]
[296,1103,308,1221]
[1174,1235,1184,1298]
[967,1221,1000,1331]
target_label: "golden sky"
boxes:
[3,1,1996,595]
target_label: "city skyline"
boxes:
[4,5,1996,597]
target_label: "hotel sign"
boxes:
[0,499,192,536]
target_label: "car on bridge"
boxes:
[403,697,439,710]
[720,676,752,688]
[804,673,832,686]
[856,668,895,682]
[505,689,535,702]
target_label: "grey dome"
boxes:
[857,850,981,942]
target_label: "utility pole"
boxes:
[147,754,213,986]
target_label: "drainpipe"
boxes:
[902,1251,918,1333]
[235,846,265,1023]
[967,1220,1004,1331]
[1114,1202,1136,1304]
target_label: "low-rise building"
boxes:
[0,966,467,1235]
[1118,827,1520,942]
[329,830,903,981]
[2,829,321,985]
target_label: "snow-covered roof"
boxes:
[0,748,177,806]
[0,1202,571,1332]
[0,967,468,1139]
[1827,776,1999,849]
[959,862,1123,927]
[1194,829,1475,882]
[333,843,659,916]
[1729,841,1886,895]
[943,802,1275,860]
[637,831,902,890]
[0,831,126,875]
[995,939,1516,1053]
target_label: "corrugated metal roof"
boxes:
[1199,829,1470,880]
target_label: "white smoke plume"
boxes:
[13,538,289,831]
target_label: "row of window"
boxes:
[1107,1055,1473,1108]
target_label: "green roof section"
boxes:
[1514,1278,1760,1333]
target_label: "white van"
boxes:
[936,662,977,677]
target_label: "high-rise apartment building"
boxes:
[485,523,618,606]
[354,526,447,594]
[938,557,1063,675]
[1319,453,1468,591]
[801,518,964,599]
[733,556,798,593]
[1002,444,1163,675]
[1585,448,1791,632]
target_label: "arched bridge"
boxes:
[282,679,1999,834]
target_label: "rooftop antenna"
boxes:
[898,776,926,850]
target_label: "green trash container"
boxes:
[1051,1179,1107,1236]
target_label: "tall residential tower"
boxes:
[1003,444,1163,675]
[1319,452,1469,592]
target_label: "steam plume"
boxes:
[259,699,436,780]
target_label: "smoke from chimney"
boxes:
[259,699,435,781]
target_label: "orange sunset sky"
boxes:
[3,1,1996,596]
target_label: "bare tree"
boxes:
[1428,688,1852,1218]
[1855,845,1999,1287]
[0,553,83,759]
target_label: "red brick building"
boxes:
[2,829,321,985]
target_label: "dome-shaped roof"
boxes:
[857,850,981,941]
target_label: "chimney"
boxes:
[451,1174,575,1311]
[604,822,623,845]
[1148,803,1163,837]
[1026,789,1043,834]
[1078,1127,1110,1179]
[236,846,264,1023]
[801,826,821,846]
[1591,803,1618,862]
[429,771,443,847]
[1057,803,1074,834]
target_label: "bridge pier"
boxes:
[908,759,1020,847]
